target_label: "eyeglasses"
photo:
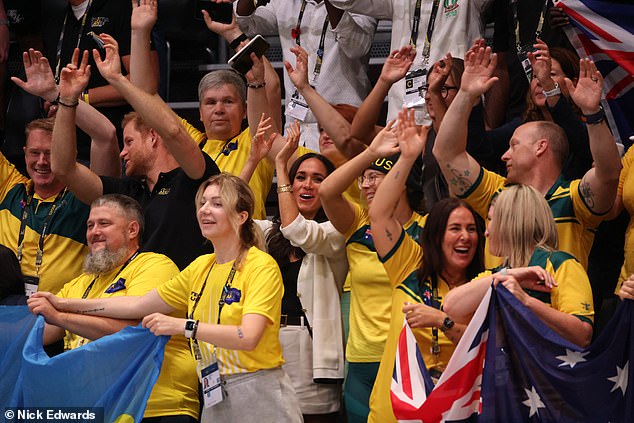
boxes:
[419,85,458,99]
[358,173,385,188]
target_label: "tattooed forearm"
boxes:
[579,179,595,209]
[445,164,474,195]
[77,308,105,314]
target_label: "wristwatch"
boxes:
[184,319,197,339]
[542,82,561,98]
[440,316,455,332]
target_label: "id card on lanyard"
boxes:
[512,0,549,82]
[189,262,237,408]
[17,188,67,297]
[403,0,441,124]
[287,0,330,122]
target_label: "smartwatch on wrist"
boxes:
[440,316,455,332]
[184,319,197,338]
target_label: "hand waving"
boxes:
[460,40,498,99]
[566,58,603,114]
[59,48,91,100]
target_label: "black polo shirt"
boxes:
[100,153,221,270]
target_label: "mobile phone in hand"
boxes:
[228,35,270,75]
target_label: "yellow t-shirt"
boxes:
[0,153,89,293]
[460,168,603,270]
[182,120,274,219]
[157,246,284,375]
[57,252,199,419]
[617,147,634,292]
[368,229,456,423]
[343,203,426,362]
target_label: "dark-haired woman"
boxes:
[367,109,486,423]
[255,123,346,422]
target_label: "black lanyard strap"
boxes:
[54,0,93,82]
[410,0,441,65]
[16,188,67,277]
[293,0,330,82]
[512,0,549,53]
[81,250,140,299]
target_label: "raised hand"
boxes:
[11,49,58,102]
[275,120,300,166]
[284,46,310,91]
[566,58,603,114]
[427,53,453,95]
[59,48,91,100]
[368,120,400,158]
[402,302,445,329]
[93,33,122,83]
[250,113,275,164]
[460,43,498,99]
[396,108,427,159]
[379,46,416,85]
[245,52,265,84]
[202,7,242,42]
[527,38,553,85]
[131,0,158,32]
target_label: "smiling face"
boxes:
[86,205,134,256]
[24,129,64,197]
[197,183,245,242]
[292,158,328,220]
[440,206,479,276]
[199,84,246,141]
[359,169,387,205]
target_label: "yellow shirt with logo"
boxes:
[182,120,274,219]
[617,147,634,292]
[343,202,426,362]
[157,246,284,375]
[368,229,455,423]
[0,153,89,293]
[57,252,199,419]
[459,168,603,270]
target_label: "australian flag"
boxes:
[391,285,634,422]
[554,0,634,148]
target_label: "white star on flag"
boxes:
[522,386,546,417]
[608,361,629,396]
[556,349,589,368]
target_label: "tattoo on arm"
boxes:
[78,308,105,314]
[446,164,474,195]
[386,228,393,241]
[579,179,595,209]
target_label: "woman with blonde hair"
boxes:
[444,184,595,348]
[30,173,302,422]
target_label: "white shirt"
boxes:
[236,0,376,149]
[329,0,493,121]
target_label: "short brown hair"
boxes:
[25,117,55,139]
[121,112,151,136]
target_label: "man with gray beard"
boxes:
[28,194,201,422]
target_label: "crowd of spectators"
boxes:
[0,1,631,422]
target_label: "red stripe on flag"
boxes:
[557,2,620,42]
[397,325,413,399]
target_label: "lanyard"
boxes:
[293,0,330,82]
[189,261,237,360]
[16,188,67,277]
[422,277,442,358]
[410,0,441,66]
[512,0,549,53]
[54,0,93,82]
[81,250,140,299]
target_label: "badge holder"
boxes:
[24,275,40,298]
[404,68,431,126]
[197,348,224,408]
[286,89,310,121]
[517,43,537,83]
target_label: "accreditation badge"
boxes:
[198,356,223,408]
[24,275,40,298]
[286,89,310,121]
[403,67,427,108]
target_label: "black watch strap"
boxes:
[229,33,248,50]
[440,316,455,332]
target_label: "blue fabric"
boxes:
[0,306,168,422]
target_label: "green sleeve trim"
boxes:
[575,314,594,327]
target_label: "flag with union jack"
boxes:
[554,0,634,148]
